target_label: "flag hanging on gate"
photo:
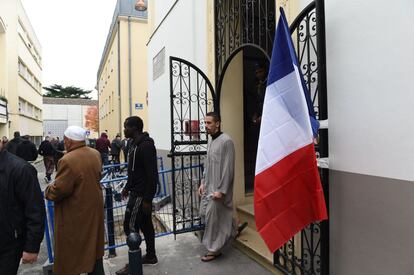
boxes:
[254,8,328,253]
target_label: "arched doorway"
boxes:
[218,44,270,204]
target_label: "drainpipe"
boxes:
[117,20,122,136]
[128,16,132,116]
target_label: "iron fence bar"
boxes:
[170,57,177,235]
[315,1,329,274]
[105,186,116,256]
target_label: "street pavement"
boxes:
[17,160,274,275]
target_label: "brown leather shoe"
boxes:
[115,263,129,275]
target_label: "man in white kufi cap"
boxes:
[64,125,86,141]
[45,126,105,275]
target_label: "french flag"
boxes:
[254,8,328,252]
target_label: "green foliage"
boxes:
[0,95,7,103]
[43,84,92,99]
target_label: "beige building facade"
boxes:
[0,0,43,144]
[97,0,149,140]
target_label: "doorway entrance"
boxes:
[242,48,269,193]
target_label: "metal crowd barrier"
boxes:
[44,157,200,263]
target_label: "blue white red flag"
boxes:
[254,8,328,252]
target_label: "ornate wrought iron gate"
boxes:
[169,57,217,234]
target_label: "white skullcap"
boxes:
[64,126,86,141]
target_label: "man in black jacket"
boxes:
[0,136,45,275]
[111,134,122,164]
[116,116,158,275]
[38,136,55,183]
[16,135,38,162]
[5,131,23,155]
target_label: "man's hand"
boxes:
[121,189,129,200]
[142,201,152,215]
[198,183,205,197]
[212,191,223,200]
[21,252,38,264]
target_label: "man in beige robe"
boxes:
[198,112,238,262]
[45,126,105,275]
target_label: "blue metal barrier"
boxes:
[44,157,202,263]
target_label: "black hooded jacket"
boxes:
[125,132,158,203]
[16,139,38,161]
[0,150,45,253]
[5,137,23,155]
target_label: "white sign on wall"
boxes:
[153,47,165,81]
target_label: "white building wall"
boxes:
[43,104,83,127]
[326,0,414,181]
[147,0,207,150]
[153,0,176,26]
[324,1,414,274]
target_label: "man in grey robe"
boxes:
[198,112,237,262]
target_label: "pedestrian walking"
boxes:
[198,112,244,262]
[111,134,122,164]
[96,132,111,165]
[116,116,158,275]
[0,136,45,275]
[38,136,55,183]
[45,126,105,275]
[16,135,38,162]
[5,131,23,155]
[121,137,129,163]
[51,137,64,171]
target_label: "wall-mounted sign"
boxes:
[135,103,143,110]
[153,47,165,81]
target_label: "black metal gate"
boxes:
[169,57,217,234]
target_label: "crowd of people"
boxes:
[0,114,248,275]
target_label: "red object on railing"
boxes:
[184,120,200,140]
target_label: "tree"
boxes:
[43,84,92,99]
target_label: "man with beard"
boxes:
[198,112,238,262]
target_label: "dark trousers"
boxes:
[101,153,109,166]
[111,154,120,164]
[0,244,23,275]
[123,194,156,257]
[87,258,105,275]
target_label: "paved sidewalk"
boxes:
[104,233,274,275]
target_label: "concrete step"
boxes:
[234,227,281,275]
[235,202,282,274]
[237,203,256,230]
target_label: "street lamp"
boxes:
[135,0,147,11]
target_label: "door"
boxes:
[169,57,217,234]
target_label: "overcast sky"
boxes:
[21,0,119,99]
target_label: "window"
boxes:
[19,98,26,114]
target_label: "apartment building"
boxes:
[97,0,149,139]
[0,0,43,144]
